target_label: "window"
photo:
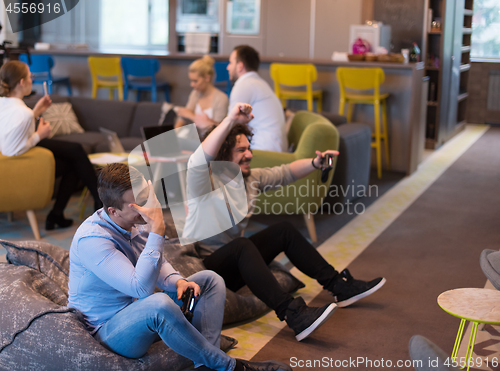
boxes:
[472,0,500,59]
[36,0,168,50]
[100,0,168,50]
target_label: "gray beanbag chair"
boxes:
[0,239,237,371]
[480,249,500,290]
[409,335,460,371]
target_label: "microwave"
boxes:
[176,0,220,33]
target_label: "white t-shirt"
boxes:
[195,103,214,119]
[229,72,288,152]
[0,97,40,156]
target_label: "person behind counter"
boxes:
[172,55,229,135]
[0,60,102,230]
[226,45,287,152]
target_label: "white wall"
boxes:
[220,0,364,58]
[314,0,363,58]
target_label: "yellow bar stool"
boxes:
[270,63,322,112]
[336,67,390,179]
[88,56,124,101]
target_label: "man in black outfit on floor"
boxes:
[182,103,386,342]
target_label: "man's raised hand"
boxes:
[129,180,165,236]
[228,103,254,125]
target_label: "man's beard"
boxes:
[240,159,251,178]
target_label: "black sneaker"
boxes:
[330,269,386,308]
[236,359,293,371]
[284,297,337,341]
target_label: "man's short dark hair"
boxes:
[202,124,254,162]
[234,45,260,72]
[98,163,144,214]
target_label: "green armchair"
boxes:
[251,111,339,242]
[0,147,55,240]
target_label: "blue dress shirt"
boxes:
[68,209,183,333]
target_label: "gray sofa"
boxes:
[24,95,164,154]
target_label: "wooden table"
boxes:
[438,288,500,370]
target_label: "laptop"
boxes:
[99,127,125,153]
[140,125,191,161]
[140,125,174,146]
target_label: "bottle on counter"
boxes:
[410,42,421,62]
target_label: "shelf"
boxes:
[427,101,439,106]
[463,28,472,34]
[457,92,469,102]
[425,138,437,150]
[426,66,440,71]
[460,64,471,72]
[463,9,474,16]
[461,46,471,53]
[429,31,442,35]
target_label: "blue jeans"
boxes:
[94,271,235,371]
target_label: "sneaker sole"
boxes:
[295,303,337,342]
[336,277,386,308]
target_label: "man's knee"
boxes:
[145,292,179,316]
[232,237,259,258]
[190,270,226,295]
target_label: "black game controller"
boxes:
[181,287,196,322]
[320,153,334,183]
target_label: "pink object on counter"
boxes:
[352,38,371,54]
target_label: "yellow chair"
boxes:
[270,63,322,112]
[336,67,390,179]
[0,147,55,240]
[88,57,124,101]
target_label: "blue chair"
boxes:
[121,57,171,102]
[19,54,72,95]
[213,61,232,96]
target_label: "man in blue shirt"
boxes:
[68,163,291,371]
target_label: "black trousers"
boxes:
[37,139,100,216]
[203,221,338,320]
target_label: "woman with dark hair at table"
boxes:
[0,60,102,230]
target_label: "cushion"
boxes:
[55,132,108,155]
[0,264,237,371]
[41,102,85,138]
[1,239,70,295]
[69,97,136,136]
[129,102,163,138]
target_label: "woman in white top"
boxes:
[174,55,229,134]
[0,61,102,230]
